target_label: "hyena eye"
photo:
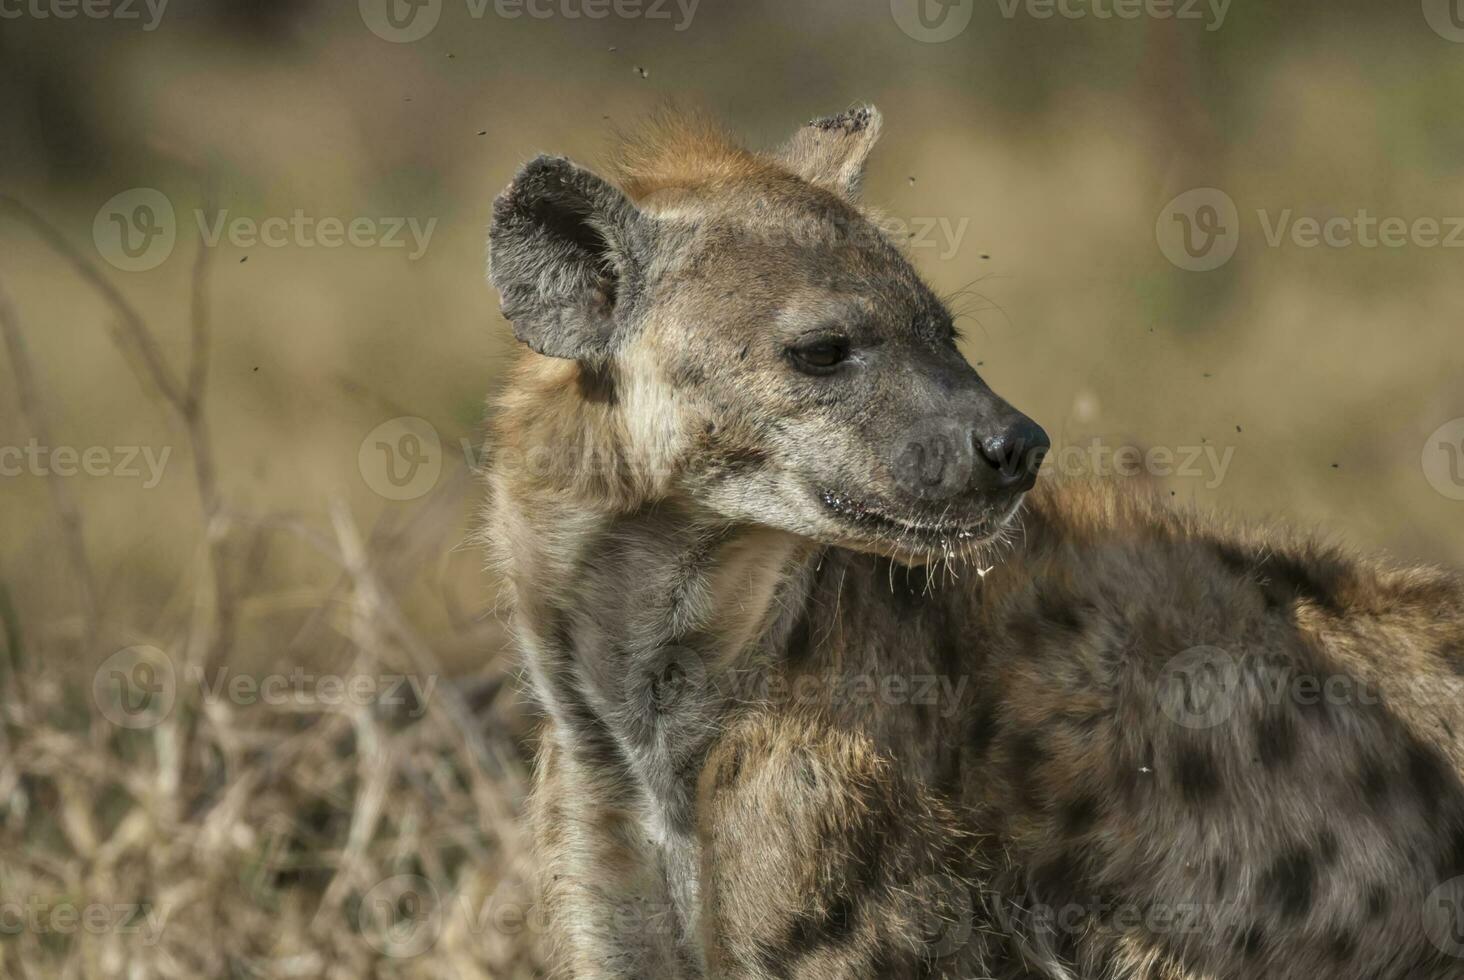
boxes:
[788,336,851,375]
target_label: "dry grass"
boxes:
[3,11,1462,976]
[0,199,547,979]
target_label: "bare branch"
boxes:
[0,195,236,668]
[0,194,184,407]
[0,277,100,643]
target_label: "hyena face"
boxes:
[489,106,1047,563]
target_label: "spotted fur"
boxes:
[482,108,1464,979]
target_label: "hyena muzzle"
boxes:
[482,106,1464,979]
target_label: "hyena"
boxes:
[482,106,1464,979]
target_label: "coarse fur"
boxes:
[481,107,1464,979]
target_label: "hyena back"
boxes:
[482,107,1464,979]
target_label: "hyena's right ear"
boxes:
[488,155,653,363]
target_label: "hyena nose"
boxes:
[976,417,1050,492]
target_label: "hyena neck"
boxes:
[493,487,821,749]
[490,461,820,977]
[487,356,824,795]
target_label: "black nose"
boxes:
[976,417,1049,491]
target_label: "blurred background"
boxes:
[1,0,1461,976]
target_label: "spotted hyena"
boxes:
[482,106,1464,979]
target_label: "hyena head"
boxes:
[488,106,1047,564]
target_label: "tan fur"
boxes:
[484,110,1464,980]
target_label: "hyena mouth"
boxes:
[819,490,1013,544]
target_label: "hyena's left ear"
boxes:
[778,105,884,199]
[489,155,654,363]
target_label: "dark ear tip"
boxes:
[491,154,580,238]
[809,104,881,134]
[496,155,573,205]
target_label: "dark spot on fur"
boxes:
[1006,731,1052,812]
[1407,742,1450,820]
[1256,710,1298,769]
[1175,744,1221,804]
[1440,826,1464,881]
[1031,851,1085,908]
[1360,759,1391,809]
[966,697,1001,760]
[1037,589,1086,635]
[1212,858,1230,899]
[1261,847,1316,922]
[890,564,931,610]
[715,743,745,792]
[935,634,964,680]
[834,804,892,901]
[784,604,816,668]
[1059,795,1100,837]
[574,362,617,404]
[714,443,770,473]
[1364,884,1390,920]
[788,894,857,948]
[1326,928,1358,962]
[1214,543,1348,615]
[1317,829,1341,867]
[673,363,708,387]
[1238,925,1266,959]
[1009,590,1088,651]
